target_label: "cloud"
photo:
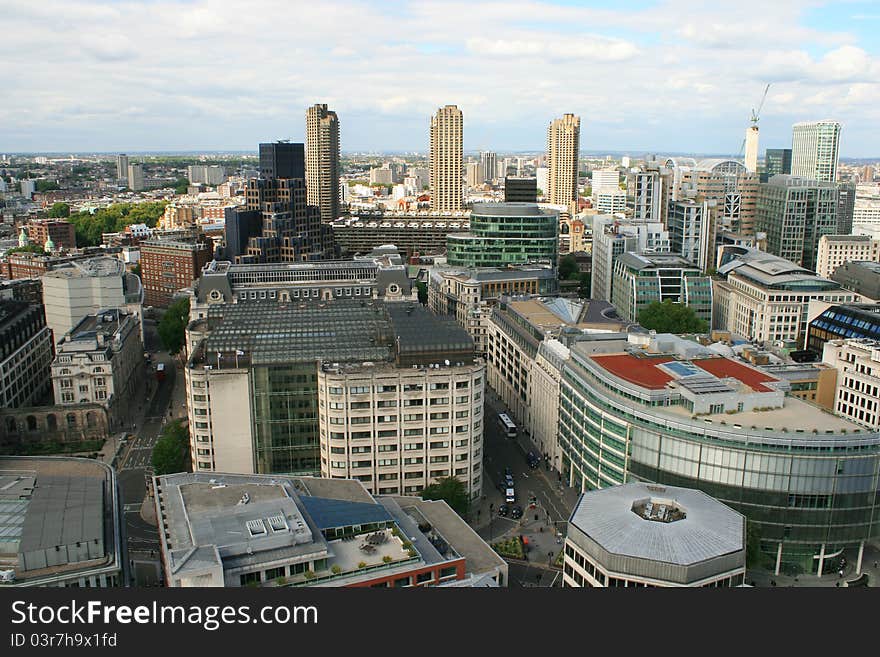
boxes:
[0,0,878,155]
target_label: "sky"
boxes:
[2,0,879,156]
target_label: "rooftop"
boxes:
[43,257,123,279]
[617,252,700,271]
[569,482,744,566]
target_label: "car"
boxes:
[504,466,512,477]
[504,473,515,487]
[510,505,523,519]
[505,487,516,503]
[498,504,510,517]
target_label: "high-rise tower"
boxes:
[546,113,581,210]
[305,104,341,223]
[430,105,463,212]
[791,120,841,183]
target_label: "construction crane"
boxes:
[739,83,771,168]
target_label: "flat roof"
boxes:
[569,482,744,565]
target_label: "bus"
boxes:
[498,413,517,438]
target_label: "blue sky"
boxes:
[1,0,878,156]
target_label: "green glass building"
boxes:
[446,203,558,267]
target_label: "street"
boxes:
[471,387,581,586]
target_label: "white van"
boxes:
[505,486,515,503]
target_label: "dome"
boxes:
[44,236,55,253]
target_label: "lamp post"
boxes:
[488,503,494,541]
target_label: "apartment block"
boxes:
[0,300,54,408]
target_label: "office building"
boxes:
[594,189,627,215]
[823,338,880,430]
[188,252,415,321]
[830,261,880,300]
[42,256,143,345]
[127,163,144,192]
[479,151,496,183]
[115,154,129,181]
[487,296,632,454]
[816,234,880,279]
[446,203,558,268]
[331,212,470,259]
[852,184,880,233]
[305,104,341,224]
[762,148,792,182]
[51,309,142,423]
[626,159,672,224]
[184,301,483,491]
[187,165,226,186]
[154,472,506,587]
[591,169,619,192]
[428,265,558,353]
[0,301,53,408]
[807,303,880,354]
[259,142,304,180]
[755,175,838,271]
[558,330,880,572]
[140,236,213,307]
[429,105,463,212]
[536,166,548,198]
[369,166,393,186]
[546,113,580,210]
[0,278,43,305]
[19,179,35,198]
[792,121,841,183]
[0,457,123,587]
[503,177,537,203]
[590,216,670,302]
[712,246,856,345]
[26,219,76,252]
[465,162,482,189]
[668,198,712,271]
[563,483,745,587]
[610,253,712,325]
[835,181,855,234]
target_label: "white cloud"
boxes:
[0,0,878,154]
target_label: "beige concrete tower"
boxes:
[430,105,463,212]
[306,103,341,223]
[547,113,581,210]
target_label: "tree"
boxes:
[638,299,708,334]
[173,177,190,195]
[746,520,762,568]
[5,244,45,255]
[158,297,190,355]
[558,255,579,280]
[35,180,59,192]
[420,476,469,516]
[575,272,591,298]
[48,202,70,218]
[415,281,428,305]
[152,419,190,475]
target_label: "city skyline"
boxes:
[3,1,880,156]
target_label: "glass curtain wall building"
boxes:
[446,203,558,267]
[557,337,880,572]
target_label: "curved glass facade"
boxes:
[447,203,557,267]
[558,350,880,566]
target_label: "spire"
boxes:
[18,226,29,248]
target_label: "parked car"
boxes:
[498,504,510,517]
[510,505,523,519]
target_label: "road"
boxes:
[471,387,581,586]
[116,315,181,585]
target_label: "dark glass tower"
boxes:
[259,142,305,180]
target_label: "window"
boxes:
[404,429,424,437]
[60,379,72,389]
[404,442,423,450]
[349,386,370,394]
[429,441,449,449]
[456,381,469,389]
[430,397,449,406]
[377,459,398,466]
[429,382,449,390]
[329,387,343,395]
[429,427,449,435]
[403,413,423,421]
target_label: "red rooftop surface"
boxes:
[691,358,778,393]
[590,354,674,389]
[590,353,781,393]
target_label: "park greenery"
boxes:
[151,419,190,475]
[68,201,168,247]
[558,254,591,298]
[638,299,709,334]
[420,476,469,516]
[48,202,70,218]
[492,537,525,560]
[5,244,45,255]
[157,297,190,355]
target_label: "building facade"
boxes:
[446,203,558,267]
[306,104,340,224]
[791,120,841,183]
[557,331,880,572]
[610,253,712,325]
[755,175,839,271]
[546,113,580,211]
[430,105,463,212]
[816,234,879,279]
[564,482,745,587]
[27,219,76,251]
[0,300,53,409]
[140,237,213,307]
[822,338,880,430]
